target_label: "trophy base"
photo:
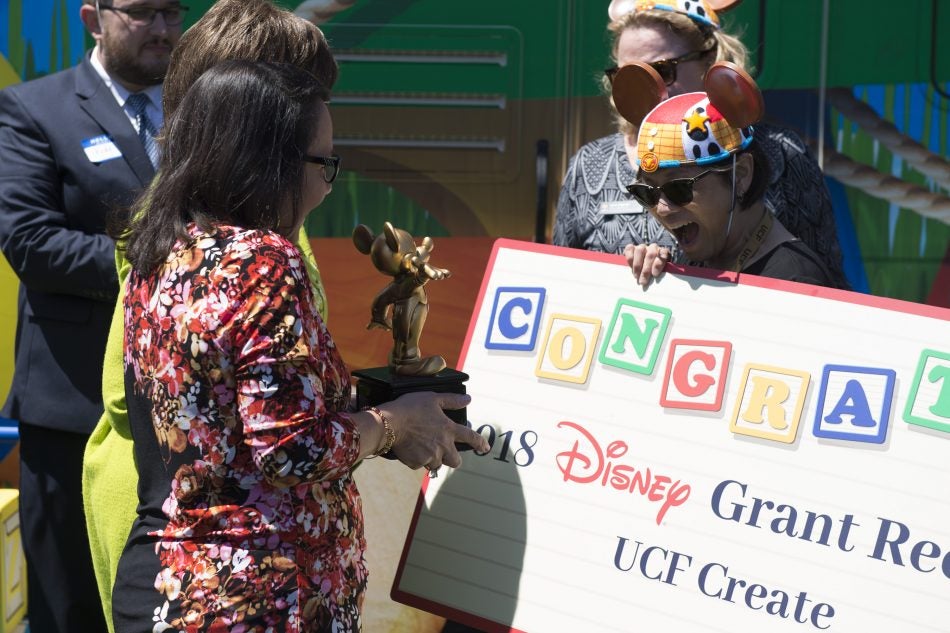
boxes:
[353,367,471,456]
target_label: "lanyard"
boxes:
[731,211,774,272]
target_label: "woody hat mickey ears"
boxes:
[607,0,743,30]
[612,61,764,172]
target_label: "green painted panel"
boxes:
[326,25,523,96]
[755,0,947,90]
[323,0,570,99]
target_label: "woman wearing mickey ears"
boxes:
[620,61,841,288]
[553,0,850,289]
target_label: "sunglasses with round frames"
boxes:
[605,43,717,87]
[303,154,341,184]
[96,2,190,26]
[626,166,732,207]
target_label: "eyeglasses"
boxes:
[97,3,190,27]
[605,43,717,87]
[626,166,732,207]
[303,154,341,183]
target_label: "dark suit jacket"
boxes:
[0,56,156,434]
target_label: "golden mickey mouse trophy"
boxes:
[351,222,470,436]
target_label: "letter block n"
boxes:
[598,298,672,376]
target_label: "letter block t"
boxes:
[903,348,950,433]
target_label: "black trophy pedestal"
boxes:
[352,366,471,455]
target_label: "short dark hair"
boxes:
[738,138,771,209]
[162,0,337,117]
[122,60,330,273]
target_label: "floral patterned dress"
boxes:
[112,224,365,633]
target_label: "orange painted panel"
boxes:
[312,237,497,373]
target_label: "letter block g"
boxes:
[660,339,732,412]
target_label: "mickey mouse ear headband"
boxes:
[607,0,743,30]
[612,61,764,172]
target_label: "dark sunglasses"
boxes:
[605,43,717,86]
[303,154,341,183]
[626,166,732,207]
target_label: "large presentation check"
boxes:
[392,239,950,632]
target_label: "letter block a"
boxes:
[485,287,547,351]
[598,298,672,376]
[659,340,732,411]
[903,348,950,433]
[813,365,896,444]
[731,364,811,444]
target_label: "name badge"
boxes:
[82,135,122,163]
[598,200,645,216]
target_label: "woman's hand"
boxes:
[379,392,489,472]
[624,243,671,288]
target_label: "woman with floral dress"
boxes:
[111,60,488,633]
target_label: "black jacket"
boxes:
[0,55,155,433]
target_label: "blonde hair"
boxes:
[163,0,337,117]
[605,8,750,135]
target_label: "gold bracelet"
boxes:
[363,406,395,458]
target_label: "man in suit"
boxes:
[0,2,183,631]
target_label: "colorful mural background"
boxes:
[0,2,947,630]
[2,0,949,411]
[2,1,948,307]
[831,83,950,302]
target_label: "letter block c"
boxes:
[485,287,547,351]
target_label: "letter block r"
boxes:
[485,287,547,351]
[731,364,811,444]
[903,348,950,433]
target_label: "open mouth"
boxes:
[669,221,700,247]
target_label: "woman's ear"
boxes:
[735,152,754,201]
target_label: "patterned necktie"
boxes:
[126,92,159,169]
